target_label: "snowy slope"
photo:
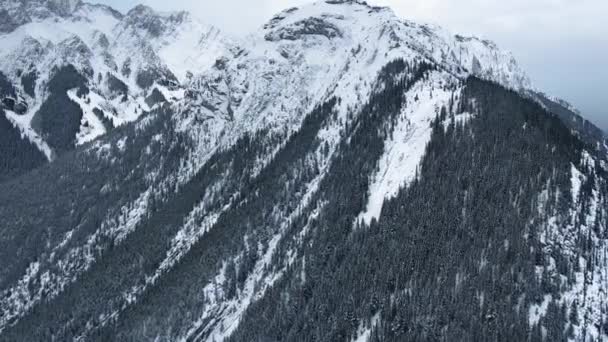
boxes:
[0,0,561,323]
[172,0,535,218]
[174,0,533,175]
[531,152,608,341]
[358,71,462,224]
[1,1,606,342]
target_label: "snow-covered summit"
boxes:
[2,3,607,341]
[176,0,533,150]
[258,0,531,90]
[0,0,567,166]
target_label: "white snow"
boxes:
[1,1,592,338]
[0,4,119,52]
[0,0,535,165]
[0,261,40,332]
[0,2,233,159]
[67,88,107,145]
[358,72,460,225]
[529,294,552,326]
[352,313,380,342]
[445,112,473,129]
[156,21,228,82]
[3,109,54,160]
[532,152,608,341]
[116,136,127,151]
[181,110,340,342]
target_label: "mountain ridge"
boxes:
[0,1,607,341]
[0,0,584,167]
[0,0,553,177]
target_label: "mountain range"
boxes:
[0,0,607,341]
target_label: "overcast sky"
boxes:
[98,0,607,132]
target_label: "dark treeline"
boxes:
[0,95,331,340]
[2,59,432,341]
[0,105,187,320]
[94,98,339,341]
[0,109,46,182]
[0,72,45,180]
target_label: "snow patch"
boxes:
[528,294,552,326]
[67,89,107,144]
[358,72,460,224]
[352,313,381,342]
[571,163,583,204]
[4,109,54,160]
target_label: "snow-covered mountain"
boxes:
[0,1,607,341]
[0,0,233,163]
[0,0,531,163]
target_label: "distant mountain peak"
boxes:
[123,4,191,37]
[48,0,82,16]
[126,4,164,18]
[126,4,189,20]
[0,0,83,16]
[258,0,530,91]
[324,0,370,5]
[0,0,85,32]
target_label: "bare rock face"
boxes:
[47,0,82,17]
[265,17,343,41]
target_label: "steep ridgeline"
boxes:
[529,91,608,155]
[0,1,607,342]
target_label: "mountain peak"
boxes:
[48,0,82,16]
[0,0,83,16]
[126,4,189,20]
[124,4,191,37]
[0,2,606,342]
[126,4,156,17]
[258,0,529,90]
[324,0,369,5]
[262,0,395,38]
[0,0,84,33]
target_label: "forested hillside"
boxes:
[0,1,606,341]
[0,108,46,182]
